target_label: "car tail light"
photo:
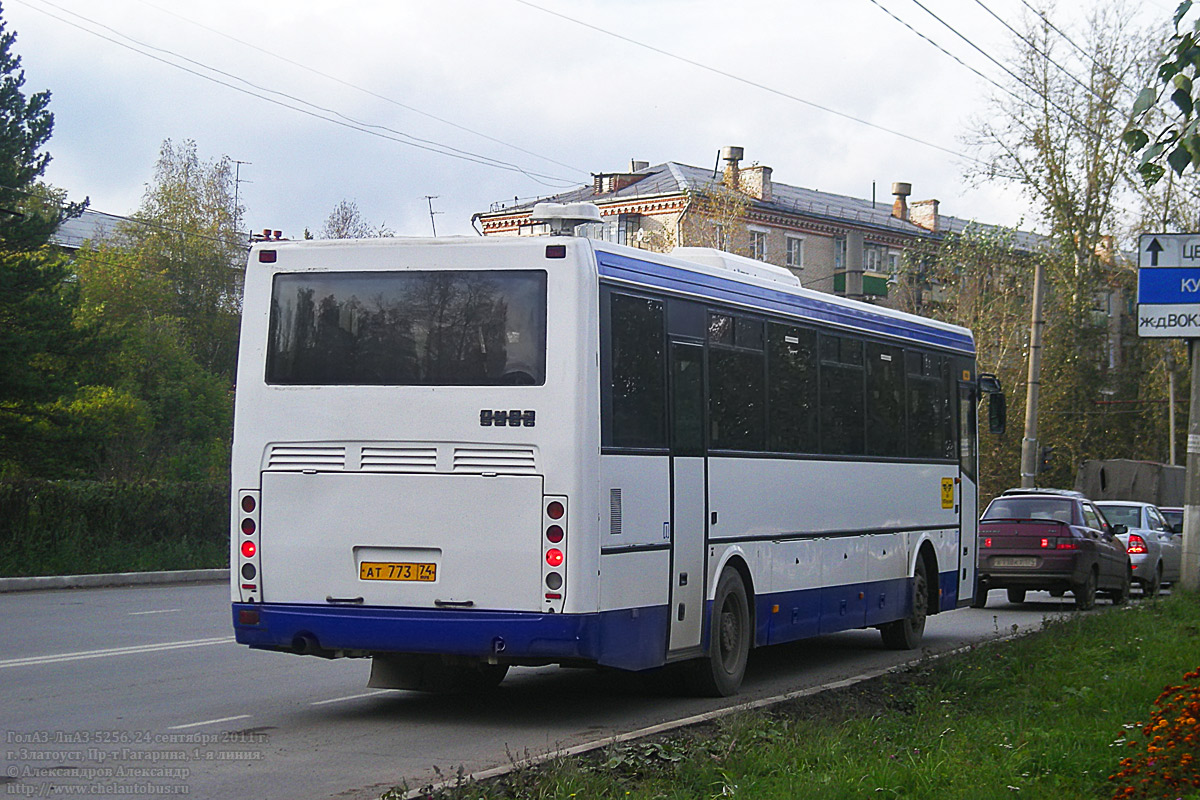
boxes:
[984,537,992,548]
[542,496,568,612]
[236,490,261,603]
[1038,536,1079,550]
[1127,534,1148,554]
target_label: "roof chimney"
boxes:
[630,160,649,172]
[910,198,939,232]
[891,182,911,221]
[722,146,744,190]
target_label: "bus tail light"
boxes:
[236,489,261,604]
[542,496,568,613]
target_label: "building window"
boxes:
[834,236,846,272]
[618,213,641,246]
[750,229,767,261]
[785,236,804,269]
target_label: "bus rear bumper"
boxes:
[232,602,669,671]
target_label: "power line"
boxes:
[864,0,1026,109]
[16,0,580,189]
[510,0,990,167]
[899,0,1108,144]
[130,0,589,178]
[971,0,1117,110]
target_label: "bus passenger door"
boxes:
[958,381,979,606]
[668,341,706,653]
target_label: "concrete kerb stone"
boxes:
[0,568,229,593]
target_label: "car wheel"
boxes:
[1072,568,1098,610]
[881,559,929,650]
[1109,565,1131,606]
[1142,563,1161,598]
[684,568,750,697]
[1006,588,1026,604]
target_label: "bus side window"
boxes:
[866,342,905,457]
[767,323,817,454]
[709,313,765,452]
[609,293,667,449]
[819,334,865,456]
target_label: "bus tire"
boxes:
[880,558,928,650]
[684,568,750,697]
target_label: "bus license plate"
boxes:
[360,562,437,582]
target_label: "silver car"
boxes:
[1095,501,1182,596]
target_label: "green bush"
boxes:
[0,479,228,577]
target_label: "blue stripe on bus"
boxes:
[233,571,954,672]
[595,250,976,354]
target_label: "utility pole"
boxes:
[1185,340,1200,592]
[425,195,441,237]
[233,160,252,236]
[1019,257,1046,488]
[1168,347,1178,465]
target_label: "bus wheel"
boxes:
[880,558,928,650]
[685,568,750,697]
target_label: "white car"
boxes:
[1095,501,1182,596]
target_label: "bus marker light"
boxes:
[259,250,277,263]
[547,501,564,520]
[546,548,563,567]
[545,244,566,259]
[546,525,564,543]
[241,541,257,558]
[241,518,256,535]
[241,496,256,513]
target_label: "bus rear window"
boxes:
[266,270,547,385]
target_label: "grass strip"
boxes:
[392,593,1200,800]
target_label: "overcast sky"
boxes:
[8,0,1178,240]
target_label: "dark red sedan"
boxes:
[973,490,1132,609]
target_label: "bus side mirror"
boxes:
[978,373,1006,435]
[988,392,1006,435]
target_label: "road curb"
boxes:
[0,568,229,593]
[398,631,1028,800]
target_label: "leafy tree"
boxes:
[119,138,244,377]
[960,0,1177,488]
[679,182,751,254]
[1124,1,1200,185]
[0,2,93,477]
[0,1,84,250]
[71,213,233,481]
[317,198,394,239]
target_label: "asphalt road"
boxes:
[1,582,1091,799]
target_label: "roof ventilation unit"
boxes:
[529,202,602,235]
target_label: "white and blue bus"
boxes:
[230,204,1004,696]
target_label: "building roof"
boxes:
[482,159,1045,251]
[50,209,129,250]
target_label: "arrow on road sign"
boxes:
[1148,237,1163,266]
